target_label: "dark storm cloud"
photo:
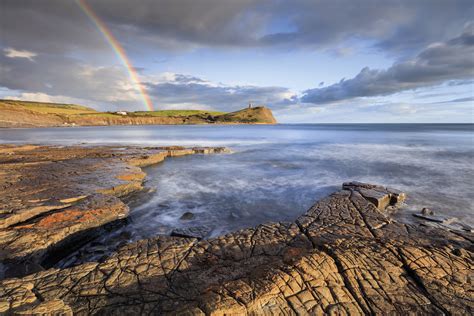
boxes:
[1,0,473,54]
[146,75,297,111]
[0,0,105,53]
[0,0,263,53]
[301,27,474,104]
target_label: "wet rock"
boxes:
[456,222,473,232]
[171,226,211,239]
[413,213,458,224]
[421,207,434,215]
[229,211,239,220]
[192,147,230,154]
[179,212,195,220]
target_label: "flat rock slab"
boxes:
[0,145,229,279]
[1,179,472,315]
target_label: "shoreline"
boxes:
[0,144,230,279]
[0,121,278,129]
[0,145,472,314]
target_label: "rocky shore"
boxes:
[0,145,472,315]
[0,144,229,279]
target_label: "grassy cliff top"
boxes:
[0,100,224,117]
[0,100,97,115]
[132,110,225,117]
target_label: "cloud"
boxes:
[0,50,297,111]
[1,0,472,55]
[4,48,37,61]
[3,92,97,107]
[436,97,474,104]
[146,73,298,111]
[302,26,474,104]
[0,52,143,110]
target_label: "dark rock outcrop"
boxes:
[0,168,472,315]
[179,212,195,220]
[171,226,211,239]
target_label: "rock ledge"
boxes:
[0,145,229,279]
[0,146,472,315]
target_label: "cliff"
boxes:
[0,100,277,127]
[214,106,277,124]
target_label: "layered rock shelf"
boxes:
[0,145,229,278]
[0,145,472,315]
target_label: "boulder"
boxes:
[179,212,195,220]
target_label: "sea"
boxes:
[1,124,473,265]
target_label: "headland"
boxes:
[0,100,277,128]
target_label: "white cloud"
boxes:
[145,72,298,112]
[302,26,474,104]
[4,47,37,61]
[3,92,92,106]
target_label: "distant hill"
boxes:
[0,100,277,128]
[214,106,277,124]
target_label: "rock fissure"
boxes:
[395,247,451,315]
[348,190,379,239]
[318,244,373,315]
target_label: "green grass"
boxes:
[132,110,226,117]
[0,100,97,115]
[0,99,229,119]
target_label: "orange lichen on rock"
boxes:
[19,208,105,230]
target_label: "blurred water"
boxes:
[1,124,473,257]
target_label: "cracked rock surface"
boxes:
[0,146,472,315]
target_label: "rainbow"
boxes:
[76,0,154,111]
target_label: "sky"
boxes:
[0,0,473,123]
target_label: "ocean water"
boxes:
[1,124,473,264]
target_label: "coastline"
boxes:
[0,101,278,128]
[0,144,472,314]
[0,121,278,129]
